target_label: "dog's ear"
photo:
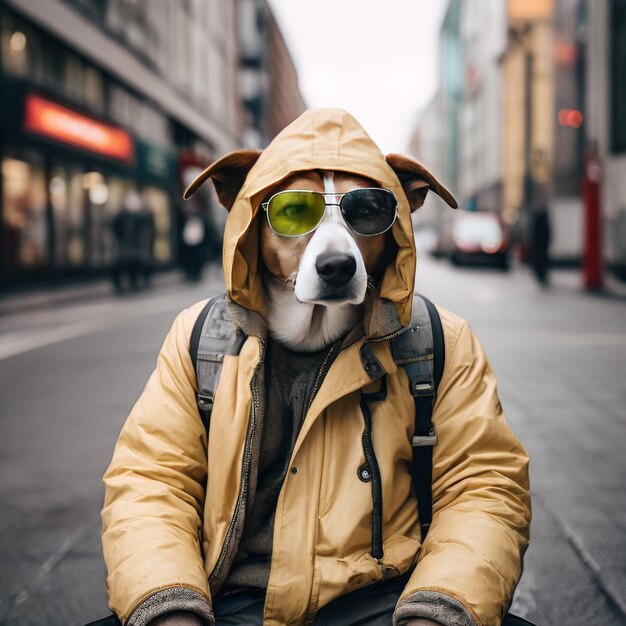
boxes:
[386,153,458,212]
[184,150,262,210]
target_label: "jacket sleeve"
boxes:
[102,304,214,625]
[394,318,531,626]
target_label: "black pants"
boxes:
[213,579,535,626]
[214,574,409,625]
[111,258,150,292]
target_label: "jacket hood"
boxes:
[185,108,456,334]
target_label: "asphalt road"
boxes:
[0,257,625,626]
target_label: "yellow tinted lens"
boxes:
[267,191,325,236]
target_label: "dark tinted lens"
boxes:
[267,191,326,236]
[340,188,397,236]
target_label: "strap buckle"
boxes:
[197,392,214,413]
[412,380,435,397]
[412,428,437,447]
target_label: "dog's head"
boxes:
[258,169,392,306]
[184,109,456,344]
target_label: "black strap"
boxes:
[411,295,444,541]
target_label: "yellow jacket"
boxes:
[102,109,530,626]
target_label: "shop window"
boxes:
[142,186,172,263]
[2,156,48,273]
[49,166,69,266]
[66,167,87,266]
[51,168,137,269]
[610,0,626,153]
[89,173,127,267]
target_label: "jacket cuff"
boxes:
[126,588,214,626]
[393,590,477,626]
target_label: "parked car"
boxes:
[450,211,510,270]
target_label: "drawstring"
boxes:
[360,376,387,560]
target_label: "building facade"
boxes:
[410,0,625,280]
[458,0,507,215]
[239,0,305,148]
[501,0,587,262]
[585,0,626,279]
[0,0,304,287]
[408,0,461,241]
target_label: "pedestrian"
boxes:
[110,191,154,293]
[530,205,551,286]
[100,109,531,626]
[527,153,552,286]
[178,207,208,282]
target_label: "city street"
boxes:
[0,257,625,626]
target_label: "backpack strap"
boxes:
[190,293,245,432]
[391,294,445,541]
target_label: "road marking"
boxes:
[0,292,210,361]
[0,319,109,360]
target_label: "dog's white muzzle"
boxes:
[294,222,368,305]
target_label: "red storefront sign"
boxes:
[24,93,134,163]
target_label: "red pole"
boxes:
[582,151,603,289]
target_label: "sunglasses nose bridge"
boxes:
[323,202,343,224]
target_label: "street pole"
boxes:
[582,147,603,290]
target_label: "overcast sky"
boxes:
[266,0,448,154]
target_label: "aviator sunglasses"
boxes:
[261,188,398,237]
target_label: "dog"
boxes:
[259,170,390,352]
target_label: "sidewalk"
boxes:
[0,270,185,317]
[546,265,626,300]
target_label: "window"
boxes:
[610,0,626,153]
[49,165,88,267]
[142,186,172,263]
[0,13,43,81]
[2,155,48,273]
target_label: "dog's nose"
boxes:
[315,253,357,288]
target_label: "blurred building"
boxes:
[585,0,626,280]
[408,0,462,239]
[411,0,626,281]
[0,0,305,287]
[458,0,507,214]
[239,0,305,147]
[502,0,583,263]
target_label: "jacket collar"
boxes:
[226,292,404,346]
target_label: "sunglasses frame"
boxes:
[261,188,398,238]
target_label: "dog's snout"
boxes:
[315,253,357,288]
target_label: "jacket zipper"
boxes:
[367,326,408,344]
[208,339,266,590]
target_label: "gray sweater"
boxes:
[223,337,334,591]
